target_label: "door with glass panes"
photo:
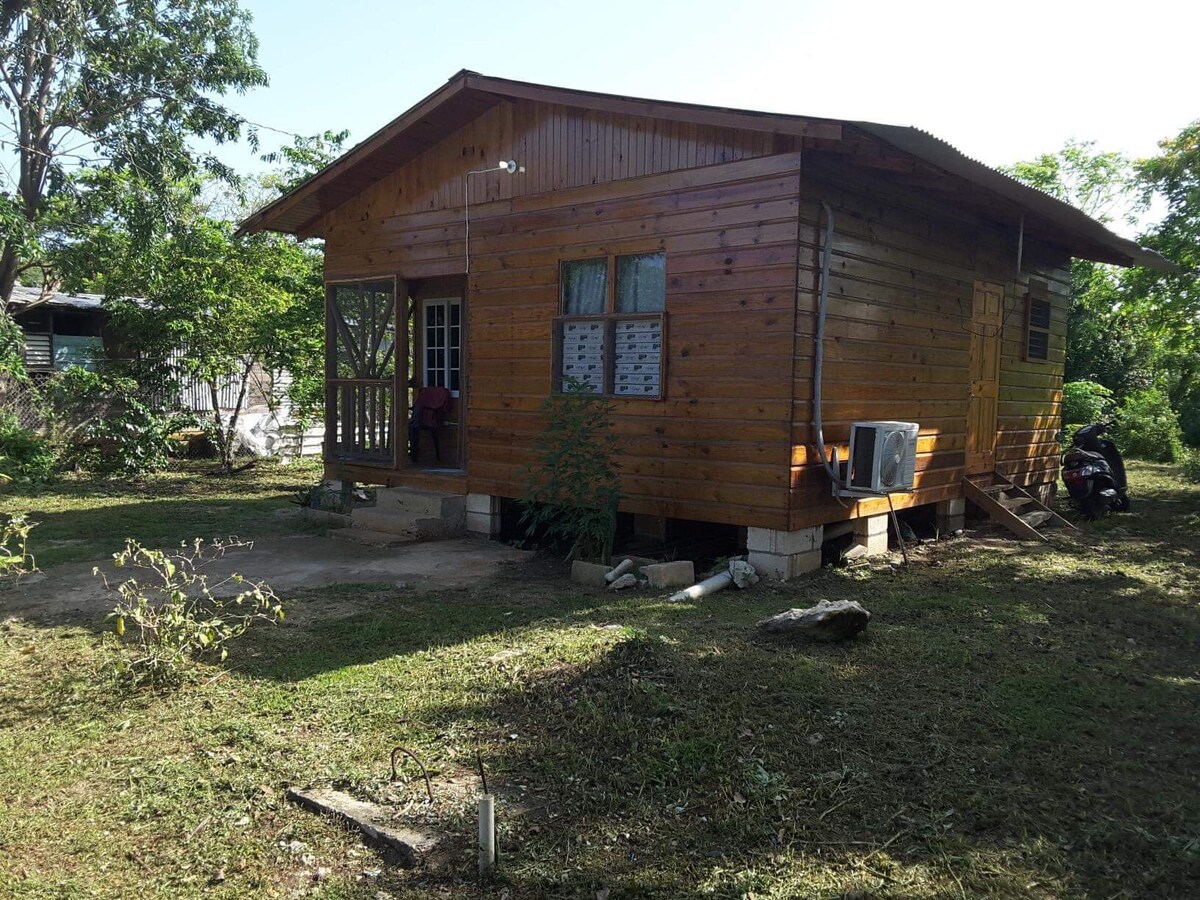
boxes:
[417,296,462,468]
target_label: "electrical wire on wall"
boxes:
[811,201,853,510]
[464,160,524,275]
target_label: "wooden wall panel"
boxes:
[324,100,801,528]
[322,96,1072,535]
[788,156,1071,529]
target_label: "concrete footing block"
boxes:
[641,560,695,589]
[853,513,889,556]
[936,498,966,535]
[466,493,501,537]
[747,526,824,580]
[748,549,822,580]
[287,787,440,868]
[570,560,610,587]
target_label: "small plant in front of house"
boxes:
[0,514,37,581]
[522,378,621,563]
[95,537,285,688]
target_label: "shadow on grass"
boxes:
[227,539,1200,898]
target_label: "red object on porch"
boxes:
[414,386,452,427]
[409,385,453,463]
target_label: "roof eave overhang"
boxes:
[237,73,1180,275]
[851,122,1179,273]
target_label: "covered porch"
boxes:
[323,274,468,493]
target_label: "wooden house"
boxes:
[238,72,1171,576]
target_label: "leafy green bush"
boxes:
[1116,387,1185,462]
[44,367,179,478]
[0,412,57,482]
[522,378,622,563]
[0,514,37,581]
[1062,380,1114,426]
[1181,448,1200,484]
[96,538,285,688]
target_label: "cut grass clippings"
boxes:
[0,460,1197,898]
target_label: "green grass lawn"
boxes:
[0,459,325,569]
[1,462,1197,898]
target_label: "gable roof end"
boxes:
[237,72,1176,273]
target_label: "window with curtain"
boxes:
[557,252,666,398]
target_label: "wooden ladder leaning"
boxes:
[962,471,1075,542]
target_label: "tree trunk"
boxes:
[207,359,254,469]
[208,380,231,468]
[0,242,19,306]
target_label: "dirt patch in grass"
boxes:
[0,461,1197,898]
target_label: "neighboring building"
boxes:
[237,72,1172,574]
[8,285,321,458]
[10,285,106,373]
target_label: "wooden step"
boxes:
[962,470,1076,542]
[963,478,1046,541]
[999,496,1034,512]
[1019,510,1053,529]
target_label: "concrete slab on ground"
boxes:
[5,535,532,620]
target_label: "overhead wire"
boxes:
[0,34,307,145]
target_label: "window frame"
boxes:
[1024,280,1052,363]
[553,251,668,400]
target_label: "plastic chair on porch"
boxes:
[408,385,452,463]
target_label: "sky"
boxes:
[220,0,1199,187]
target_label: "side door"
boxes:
[966,280,1004,475]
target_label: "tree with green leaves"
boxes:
[1005,134,1200,449]
[0,0,267,347]
[1001,141,1155,392]
[91,178,321,469]
[522,379,622,563]
[1003,139,1144,227]
[60,128,344,469]
[1131,123,1200,443]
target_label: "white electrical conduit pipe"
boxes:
[813,201,840,487]
[478,794,495,877]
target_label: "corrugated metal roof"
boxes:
[237,72,1177,272]
[851,123,1175,271]
[10,284,106,311]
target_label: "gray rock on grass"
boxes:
[757,599,871,642]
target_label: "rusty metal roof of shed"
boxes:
[238,71,1175,272]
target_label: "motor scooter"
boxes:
[1061,421,1130,520]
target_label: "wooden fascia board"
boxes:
[465,73,844,141]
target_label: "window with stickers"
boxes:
[555,252,666,398]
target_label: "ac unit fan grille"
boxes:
[879,430,907,487]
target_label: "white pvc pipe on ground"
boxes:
[605,558,634,583]
[669,571,734,602]
[478,794,495,877]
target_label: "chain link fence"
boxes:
[0,373,51,431]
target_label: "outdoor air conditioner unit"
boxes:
[844,421,920,495]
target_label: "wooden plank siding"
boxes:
[320,97,1071,534]
[786,156,1070,529]
[323,99,803,529]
